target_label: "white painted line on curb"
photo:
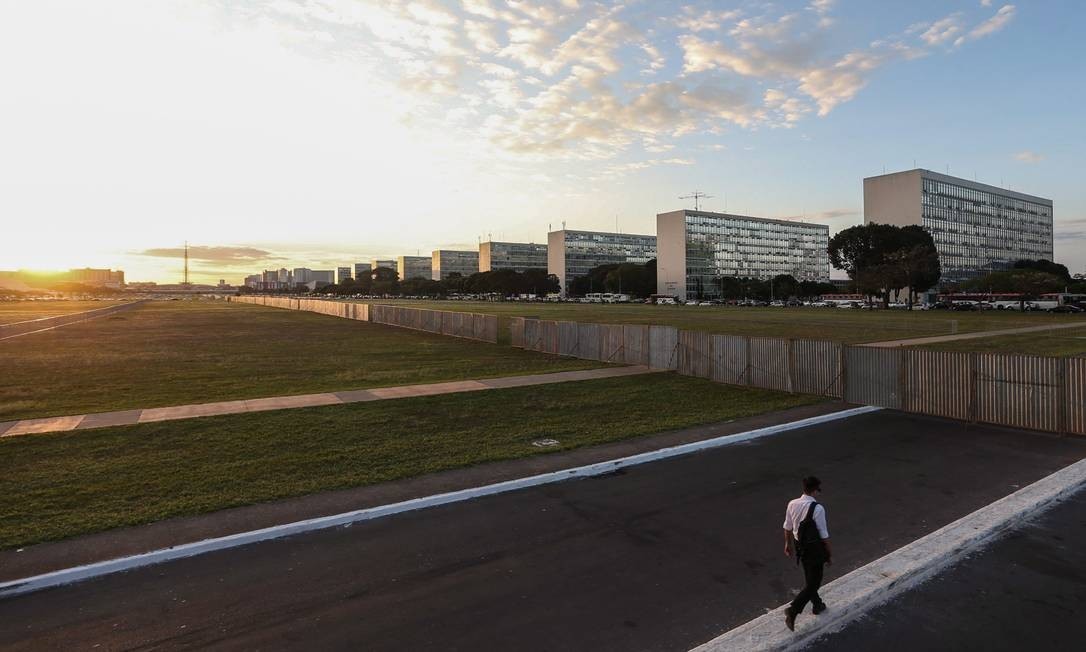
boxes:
[0,406,879,600]
[688,456,1086,652]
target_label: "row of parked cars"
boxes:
[922,300,1083,313]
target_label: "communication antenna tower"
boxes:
[679,191,714,211]
[183,241,189,285]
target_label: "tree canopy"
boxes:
[569,259,657,297]
[1013,259,1070,282]
[828,223,941,306]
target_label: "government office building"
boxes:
[397,255,432,281]
[432,250,479,280]
[548,229,656,295]
[479,241,548,273]
[864,169,1053,283]
[656,209,830,300]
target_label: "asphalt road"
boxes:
[1,411,1083,652]
[806,485,1086,652]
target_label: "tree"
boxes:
[769,274,798,300]
[828,223,941,308]
[1013,259,1070,282]
[372,267,399,282]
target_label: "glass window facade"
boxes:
[683,212,830,298]
[432,250,480,280]
[397,256,432,280]
[920,175,1053,283]
[481,242,548,272]
[562,231,656,292]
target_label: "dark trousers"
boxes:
[789,555,825,614]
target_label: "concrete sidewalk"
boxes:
[864,320,1086,348]
[805,486,1086,652]
[0,365,658,438]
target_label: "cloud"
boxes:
[919,15,963,46]
[1014,150,1044,164]
[137,245,281,264]
[954,4,1016,46]
[781,208,859,223]
[236,0,1022,166]
[672,7,742,32]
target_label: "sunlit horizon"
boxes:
[2,0,1083,285]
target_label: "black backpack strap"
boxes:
[802,501,820,523]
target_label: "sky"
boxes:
[1,0,1083,284]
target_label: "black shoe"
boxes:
[813,603,827,615]
[785,608,796,631]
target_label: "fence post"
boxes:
[708,332,715,381]
[744,335,753,386]
[899,348,909,413]
[839,345,848,402]
[787,339,796,393]
[968,353,979,424]
[1058,357,1068,436]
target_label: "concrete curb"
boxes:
[689,456,1086,652]
[0,406,878,600]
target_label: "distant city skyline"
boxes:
[2,1,1083,284]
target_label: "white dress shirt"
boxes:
[782,494,829,540]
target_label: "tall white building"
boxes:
[432,250,479,280]
[479,241,548,273]
[547,229,656,295]
[656,209,830,300]
[864,169,1054,283]
[397,255,432,280]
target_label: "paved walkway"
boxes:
[0,366,658,438]
[864,320,1086,347]
[2,412,1082,651]
[805,486,1086,652]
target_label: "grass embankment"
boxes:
[0,300,120,325]
[918,326,1086,357]
[0,301,604,421]
[0,374,821,548]
[364,299,1081,345]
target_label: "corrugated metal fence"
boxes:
[511,316,1085,436]
[227,297,497,343]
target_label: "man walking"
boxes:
[782,475,832,631]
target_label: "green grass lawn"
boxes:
[362,299,1080,344]
[0,300,121,325]
[0,300,604,421]
[918,326,1086,357]
[0,373,820,549]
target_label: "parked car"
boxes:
[952,302,978,311]
[1048,304,1083,313]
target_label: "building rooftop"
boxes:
[863,168,1052,205]
[663,208,829,230]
